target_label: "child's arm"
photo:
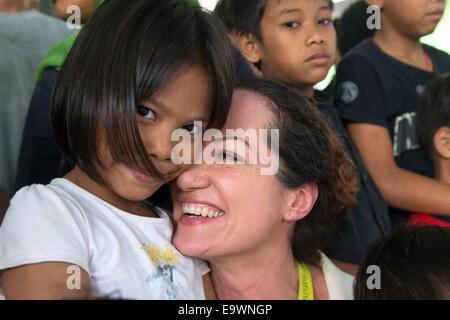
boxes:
[0,189,9,225]
[1,262,91,299]
[348,123,450,216]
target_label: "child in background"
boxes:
[14,0,105,195]
[335,0,450,226]
[231,0,391,267]
[213,0,257,80]
[0,0,73,214]
[409,73,450,227]
[334,0,376,62]
[0,0,234,300]
[354,225,450,299]
[322,0,377,101]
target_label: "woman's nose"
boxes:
[176,165,210,191]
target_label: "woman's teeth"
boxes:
[182,205,225,218]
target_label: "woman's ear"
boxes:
[236,32,262,65]
[282,183,318,222]
[434,127,450,159]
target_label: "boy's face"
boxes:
[381,0,447,38]
[52,0,96,23]
[255,0,336,88]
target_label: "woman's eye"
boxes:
[216,150,241,163]
[136,106,155,120]
[183,123,202,135]
[284,21,300,28]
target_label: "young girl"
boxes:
[0,0,234,300]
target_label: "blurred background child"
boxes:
[410,73,450,227]
[0,0,73,220]
[355,225,450,299]
[335,0,450,227]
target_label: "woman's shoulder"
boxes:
[319,252,355,300]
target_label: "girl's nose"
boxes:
[142,125,174,161]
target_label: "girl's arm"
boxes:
[347,123,450,215]
[1,262,91,299]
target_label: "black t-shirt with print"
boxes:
[315,93,391,264]
[335,39,450,224]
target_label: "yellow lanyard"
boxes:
[296,260,314,300]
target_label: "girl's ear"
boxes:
[282,183,318,222]
[365,0,384,9]
[236,32,262,65]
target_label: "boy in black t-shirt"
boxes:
[335,0,450,225]
[409,73,450,227]
[231,0,391,266]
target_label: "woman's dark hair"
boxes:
[51,0,234,182]
[236,78,358,267]
[354,225,450,300]
[416,73,450,159]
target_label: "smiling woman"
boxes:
[171,79,358,300]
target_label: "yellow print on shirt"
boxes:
[141,243,181,268]
[140,243,182,299]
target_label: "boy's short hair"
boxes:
[335,1,376,57]
[232,0,334,41]
[354,225,450,300]
[213,0,234,33]
[51,0,234,182]
[416,73,450,158]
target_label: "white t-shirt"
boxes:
[0,178,209,300]
[320,252,355,300]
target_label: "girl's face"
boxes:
[95,66,213,204]
[171,90,290,260]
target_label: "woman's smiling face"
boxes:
[171,90,290,260]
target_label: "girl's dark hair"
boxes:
[416,73,450,159]
[354,225,450,300]
[231,0,334,42]
[51,0,234,181]
[236,78,358,267]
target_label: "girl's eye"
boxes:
[137,106,155,120]
[284,21,300,28]
[182,123,202,135]
[319,18,332,25]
